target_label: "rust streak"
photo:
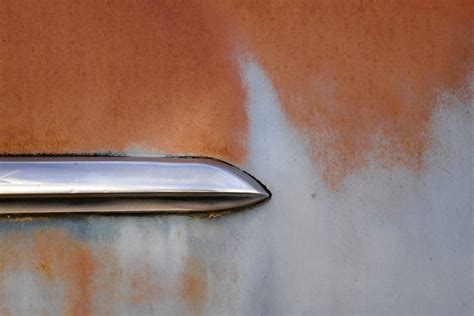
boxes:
[129,262,161,304]
[0,229,96,315]
[180,256,208,315]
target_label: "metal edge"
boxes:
[0,157,271,214]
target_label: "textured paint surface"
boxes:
[0,64,471,314]
[231,0,473,185]
[0,1,473,315]
[1,0,472,184]
[180,256,207,315]
[240,62,472,314]
[0,0,246,162]
[0,222,211,315]
[0,229,95,315]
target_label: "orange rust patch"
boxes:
[180,256,208,315]
[0,229,96,315]
[32,230,96,315]
[37,262,53,280]
[0,228,210,314]
[1,1,471,184]
[230,0,473,186]
[0,0,247,163]
[128,262,161,304]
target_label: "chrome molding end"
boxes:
[0,157,270,214]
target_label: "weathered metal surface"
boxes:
[0,157,269,213]
[0,1,472,315]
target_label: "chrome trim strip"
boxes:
[0,157,270,213]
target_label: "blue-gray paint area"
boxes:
[0,62,472,315]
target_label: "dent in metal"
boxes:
[0,157,270,214]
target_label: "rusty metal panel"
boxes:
[0,1,472,315]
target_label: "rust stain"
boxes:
[0,229,96,315]
[229,0,473,186]
[0,216,36,222]
[0,0,247,163]
[88,246,124,315]
[32,230,96,316]
[207,211,231,219]
[129,262,161,304]
[1,1,471,184]
[180,255,208,315]
[37,262,53,280]
[0,228,212,314]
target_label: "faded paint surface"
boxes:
[231,0,473,185]
[0,1,473,315]
[0,229,95,315]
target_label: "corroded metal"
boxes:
[0,157,270,213]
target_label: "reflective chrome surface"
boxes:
[0,157,270,213]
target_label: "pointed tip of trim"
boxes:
[0,157,272,213]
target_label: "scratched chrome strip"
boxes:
[0,157,270,213]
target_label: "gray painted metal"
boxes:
[0,157,270,213]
